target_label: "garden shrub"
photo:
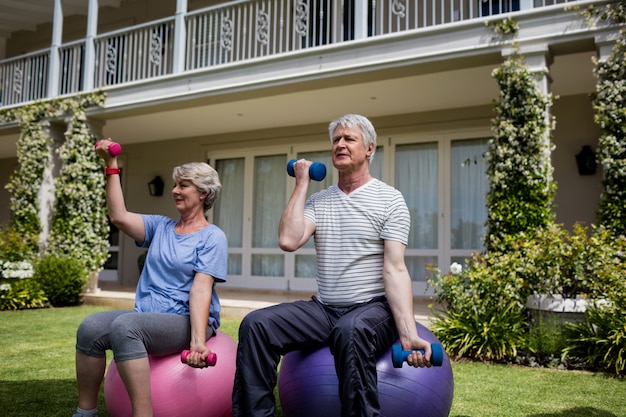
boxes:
[0,223,37,262]
[561,232,626,377]
[427,253,528,361]
[0,278,47,311]
[505,223,620,300]
[429,224,626,373]
[32,254,88,307]
[0,225,46,310]
[563,305,626,377]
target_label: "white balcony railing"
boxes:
[94,18,176,87]
[0,0,580,108]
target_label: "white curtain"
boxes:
[395,143,439,282]
[395,142,439,250]
[252,155,286,276]
[450,139,488,250]
[214,158,245,275]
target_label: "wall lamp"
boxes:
[575,145,597,176]
[148,176,165,196]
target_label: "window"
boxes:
[208,133,488,295]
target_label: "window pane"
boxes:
[253,155,286,248]
[396,143,439,249]
[252,254,284,276]
[370,146,383,180]
[450,139,488,250]
[295,254,316,278]
[228,253,242,275]
[214,158,244,248]
[405,256,437,282]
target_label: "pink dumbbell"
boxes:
[180,350,217,367]
[95,140,122,156]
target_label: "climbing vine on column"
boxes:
[0,92,108,274]
[1,105,52,253]
[485,22,556,252]
[47,95,109,274]
[591,5,626,236]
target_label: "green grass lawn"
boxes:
[1,306,624,417]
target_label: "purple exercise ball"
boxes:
[278,322,454,417]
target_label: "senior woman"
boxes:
[71,139,228,417]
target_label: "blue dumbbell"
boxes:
[287,159,327,181]
[391,343,444,368]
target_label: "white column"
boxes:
[595,33,617,63]
[503,43,553,96]
[173,0,188,74]
[83,0,99,91]
[37,120,64,252]
[47,0,63,98]
[353,0,368,40]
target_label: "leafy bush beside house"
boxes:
[563,302,626,377]
[427,223,626,375]
[426,253,528,361]
[0,225,46,311]
[0,223,37,262]
[32,254,89,307]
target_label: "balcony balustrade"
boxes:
[0,0,577,108]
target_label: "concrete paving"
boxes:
[82,284,439,328]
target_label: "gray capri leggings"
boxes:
[76,310,214,362]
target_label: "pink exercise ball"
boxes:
[104,330,237,417]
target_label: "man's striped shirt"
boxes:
[303,178,410,306]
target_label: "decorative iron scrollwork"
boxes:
[13,66,23,96]
[392,0,407,18]
[150,28,163,66]
[257,10,270,45]
[221,15,233,51]
[295,0,309,37]
[106,43,118,75]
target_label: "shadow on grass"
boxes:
[0,379,110,417]
[528,408,617,417]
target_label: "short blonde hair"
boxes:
[172,162,221,210]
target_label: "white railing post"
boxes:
[83,0,99,91]
[47,0,63,98]
[173,0,188,74]
[354,0,368,40]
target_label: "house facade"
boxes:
[0,0,617,296]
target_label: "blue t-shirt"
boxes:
[134,214,228,331]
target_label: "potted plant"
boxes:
[522,223,617,325]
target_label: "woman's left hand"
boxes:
[184,344,212,368]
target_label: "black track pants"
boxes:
[232,296,398,417]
